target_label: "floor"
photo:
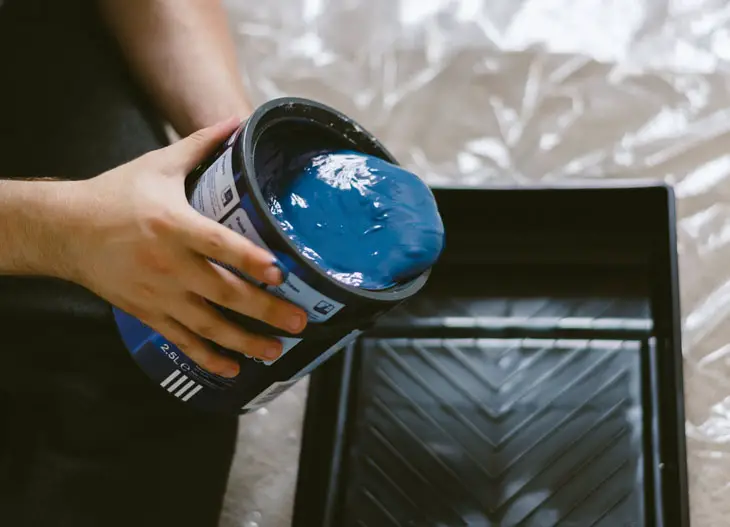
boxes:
[221,380,308,527]
[220,1,730,526]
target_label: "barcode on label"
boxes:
[160,370,204,402]
[242,379,299,411]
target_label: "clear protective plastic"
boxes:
[221,1,729,525]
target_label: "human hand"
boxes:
[63,117,307,378]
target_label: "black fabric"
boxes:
[0,1,238,526]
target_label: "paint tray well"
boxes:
[293,186,689,527]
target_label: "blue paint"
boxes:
[269,150,444,289]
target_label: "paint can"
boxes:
[113,97,433,414]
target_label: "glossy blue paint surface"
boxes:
[270,150,444,289]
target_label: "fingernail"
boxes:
[273,258,289,280]
[221,364,239,378]
[264,266,283,285]
[264,345,282,360]
[288,312,306,333]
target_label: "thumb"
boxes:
[165,117,242,173]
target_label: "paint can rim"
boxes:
[239,96,431,303]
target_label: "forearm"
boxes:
[0,179,82,279]
[99,0,252,136]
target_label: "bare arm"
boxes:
[0,179,84,279]
[3,0,251,278]
[99,0,252,135]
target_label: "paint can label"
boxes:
[188,145,346,364]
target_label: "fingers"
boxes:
[164,117,241,174]
[152,316,241,378]
[172,293,285,362]
[183,255,308,334]
[177,210,284,286]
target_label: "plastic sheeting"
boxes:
[221,1,730,525]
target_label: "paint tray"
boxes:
[292,186,689,527]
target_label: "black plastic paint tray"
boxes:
[292,186,689,527]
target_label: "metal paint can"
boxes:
[113,97,433,414]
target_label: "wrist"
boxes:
[43,180,93,283]
[0,179,90,281]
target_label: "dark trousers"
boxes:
[0,1,238,525]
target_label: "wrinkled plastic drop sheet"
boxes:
[221,1,730,525]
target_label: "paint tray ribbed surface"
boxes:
[338,297,649,526]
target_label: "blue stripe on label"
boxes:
[113,307,156,355]
[113,306,237,392]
